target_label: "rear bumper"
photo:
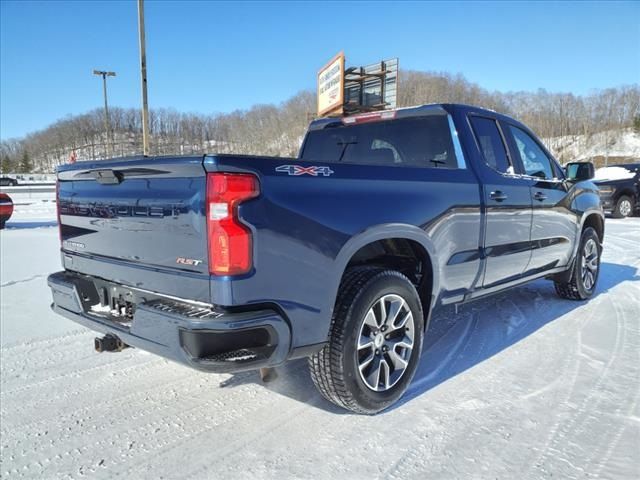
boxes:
[47,271,291,373]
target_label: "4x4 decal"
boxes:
[275,165,334,177]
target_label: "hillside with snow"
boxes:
[545,128,640,165]
[4,126,639,176]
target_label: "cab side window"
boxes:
[508,126,556,180]
[469,117,513,174]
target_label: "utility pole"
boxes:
[138,0,150,156]
[93,70,116,158]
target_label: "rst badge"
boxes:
[176,257,203,267]
[275,165,334,177]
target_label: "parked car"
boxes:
[48,104,604,414]
[0,193,14,228]
[0,176,18,186]
[593,164,640,218]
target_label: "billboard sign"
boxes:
[317,52,345,116]
[344,58,398,113]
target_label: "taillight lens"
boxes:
[342,110,396,124]
[206,173,259,276]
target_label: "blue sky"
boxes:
[1,0,639,140]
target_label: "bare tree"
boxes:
[2,72,638,173]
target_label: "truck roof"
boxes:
[308,103,518,131]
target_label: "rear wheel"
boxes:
[612,195,633,218]
[554,227,601,300]
[309,267,424,414]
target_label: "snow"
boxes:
[594,166,637,182]
[1,189,57,229]
[545,128,640,163]
[1,210,639,479]
[1,175,56,183]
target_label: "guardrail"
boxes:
[0,185,56,194]
[13,182,56,186]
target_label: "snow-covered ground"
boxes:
[1,207,639,479]
[1,191,57,230]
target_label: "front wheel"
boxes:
[309,267,424,414]
[554,227,601,300]
[612,195,633,218]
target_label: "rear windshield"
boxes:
[300,115,460,168]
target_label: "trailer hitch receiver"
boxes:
[94,334,128,353]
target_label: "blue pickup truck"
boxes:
[48,104,604,414]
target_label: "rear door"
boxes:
[502,124,576,272]
[469,116,534,287]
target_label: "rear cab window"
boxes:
[469,116,514,175]
[300,115,464,169]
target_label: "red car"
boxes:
[0,193,14,228]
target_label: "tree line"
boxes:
[1,70,638,173]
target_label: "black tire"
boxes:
[308,267,424,414]
[0,221,5,230]
[554,227,601,300]
[612,195,633,219]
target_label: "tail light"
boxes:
[206,173,259,276]
[0,193,14,217]
[342,110,396,124]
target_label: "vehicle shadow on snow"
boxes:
[394,261,640,413]
[221,262,639,415]
[5,221,58,229]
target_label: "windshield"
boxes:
[594,166,636,181]
[300,115,460,169]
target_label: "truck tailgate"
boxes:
[57,157,209,300]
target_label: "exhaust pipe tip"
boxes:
[94,334,128,353]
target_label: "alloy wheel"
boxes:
[356,294,415,392]
[581,238,599,291]
[619,199,632,217]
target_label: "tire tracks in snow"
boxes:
[584,289,640,477]
[119,362,318,479]
[1,360,193,443]
[2,382,276,479]
[1,354,278,479]
[528,292,627,478]
[0,274,47,288]
[0,329,89,352]
[381,292,546,480]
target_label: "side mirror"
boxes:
[565,162,594,181]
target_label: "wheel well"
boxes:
[614,190,635,202]
[583,214,604,243]
[345,238,433,317]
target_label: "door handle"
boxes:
[490,191,508,202]
[534,191,548,201]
